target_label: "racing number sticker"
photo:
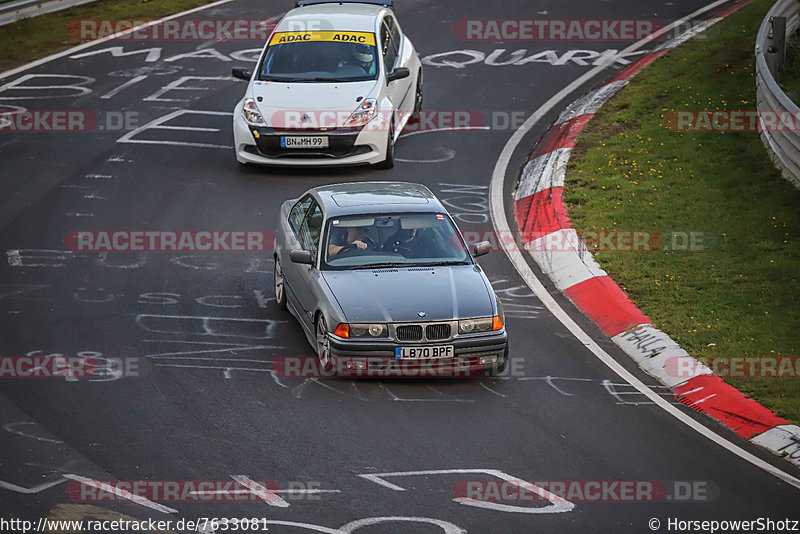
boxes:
[270,31,377,46]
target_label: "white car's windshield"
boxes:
[324,213,472,270]
[260,31,379,82]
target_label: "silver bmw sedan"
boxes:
[273,181,508,378]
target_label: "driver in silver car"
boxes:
[383,227,433,258]
[328,226,376,256]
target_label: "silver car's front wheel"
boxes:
[316,315,332,371]
[274,258,287,310]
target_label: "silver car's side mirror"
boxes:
[472,241,491,257]
[289,250,314,264]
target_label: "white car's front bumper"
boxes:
[233,104,388,166]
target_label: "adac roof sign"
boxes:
[270,31,377,46]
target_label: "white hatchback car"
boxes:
[231,0,422,168]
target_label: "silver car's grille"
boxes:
[394,322,455,342]
[426,323,451,340]
[396,325,423,341]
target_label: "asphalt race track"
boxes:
[1,0,799,532]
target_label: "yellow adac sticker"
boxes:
[270,31,376,46]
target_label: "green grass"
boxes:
[565,0,800,424]
[0,0,220,73]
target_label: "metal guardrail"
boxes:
[755,0,800,188]
[0,0,98,26]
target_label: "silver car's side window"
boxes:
[289,195,314,235]
[299,201,324,254]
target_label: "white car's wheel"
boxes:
[375,119,395,169]
[412,70,423,121]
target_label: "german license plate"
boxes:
[395,345,454,360]
[281,136,329,148]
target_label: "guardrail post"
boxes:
[755,0,800,189]
[766,45,779,78]
[772,16,787,69]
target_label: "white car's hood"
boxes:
[251,80,379,128]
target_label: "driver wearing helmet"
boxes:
[338,44,375,75]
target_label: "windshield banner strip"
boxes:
[269,31,377,46]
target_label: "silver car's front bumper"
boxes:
[327,330,508,377]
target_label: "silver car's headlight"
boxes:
[242,98,266,126]
[458,317,494,334]
[349,323,388,338]
[344,98,378,127]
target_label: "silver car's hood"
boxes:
[321,265,494,323]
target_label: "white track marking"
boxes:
[230,476,289,507]
[100,75,147,99]
[118,109,233,149]
[341,517,464,533]
[488,0,800,491]
[479,382,506,398]
[143,340,279,359]
[0,0,240,81]
[154,363,271,373]
[399,126,491,138]
[0,477,67,494]
[3,422,63,444]
[395,146,456,163]
[358,469,573,514]
[63,474,177,513]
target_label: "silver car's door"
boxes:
[292,199,324,331]
[281,195,313,314]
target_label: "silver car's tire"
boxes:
[274,258,287,310]
[316,315,332,371]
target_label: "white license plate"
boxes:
[395,345,454,360]
[281,136,329,148]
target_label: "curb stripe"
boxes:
[563,276,650,337]
[510,0,800,467]
[674,375,788,439]
[515,187,571,237]
[530,114,593,160]
[608,50,668,83]
[515,148,571,199]
[555,81,628,125]
[526,228,608,291]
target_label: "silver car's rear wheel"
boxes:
[316,315,332,371]
[274,258,287,310]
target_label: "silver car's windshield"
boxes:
[260,31,379,82]
[323,213,471,270]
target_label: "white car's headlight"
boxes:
[242,98,266,127]
[344,98,378,127]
